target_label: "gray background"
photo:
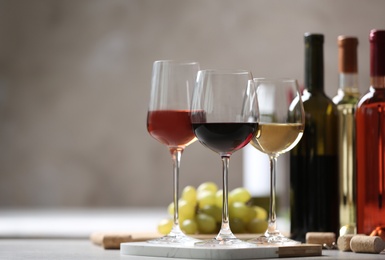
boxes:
[0,0,383,209]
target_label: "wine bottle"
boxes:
[290,33,339,242]
[356,29,385,235]
[332,36,360,236]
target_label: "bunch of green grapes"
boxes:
[157,182,268,235]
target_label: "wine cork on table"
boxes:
[306,232,336,247]
[337,234,354,251]
[90,232,162,249]
[350,235,385,254]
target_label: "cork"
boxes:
[306,232,336,247]
[337,234,354,251]
[350,235,385,254]
[90,232,162,249]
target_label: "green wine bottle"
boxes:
[290,33,339,242]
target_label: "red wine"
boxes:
[290,155,339,241]
[290,34,339,242]
[147,110,196,147]
[356,29,385,235]
[192,123,258,155]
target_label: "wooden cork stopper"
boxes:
[336,234,367,251]
[306,232,336,246]
[337,234,355,251]
[90,232,162,249]
[350,235,385,254]
[90,232,132,249]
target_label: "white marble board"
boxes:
[120,242,322,259]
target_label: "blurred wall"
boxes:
[0,0,384,208]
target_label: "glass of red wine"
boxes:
[146,60,200,244]
[191,70,259,247]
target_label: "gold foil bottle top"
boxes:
[338,36,358,74]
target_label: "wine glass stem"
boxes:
[217,155,234,239]
[170,147,184,235]
[268,155,278,235]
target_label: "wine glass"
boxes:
[146,60,200,244]
[248,78,305,245]
[190,70,259,247]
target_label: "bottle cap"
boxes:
[338,36,358,73]
[304,33,324,92]
[304,33,324,43]
[370,29,385,42]
[370,29,385,76]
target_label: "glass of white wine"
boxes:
[248,78,305,245]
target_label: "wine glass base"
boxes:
[147,234,200,245]
[195,237,255,248]
[248,234,301,246]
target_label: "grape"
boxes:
[181,185,197,206]
[196,213,217,234]
[197,190,216,209]
[229,187,251,203]
[215,189,234,208]
[246,218,268,233]
[244,206,257,223]
[160,183,267,235]
[181,219,198,234]
[199,205,222,223]
[197,182,218,194]
[230,218,245,233]
[167,199,196,222]
[215,189,223,208]
[252,205,268,220]
[167,202,174,216]
[179,200,196,221]
[157,218,173,235]
[229,202,254,223]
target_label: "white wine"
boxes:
[250,123,304,155]
[336,104,356,233]
[332,36,360,235]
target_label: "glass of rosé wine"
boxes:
[146,60,200,245]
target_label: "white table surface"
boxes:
[1,239,385,260]
[0,208,384,260]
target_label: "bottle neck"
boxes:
[305,41,324,93]
[370,30,385,86]
[339,73,359,93]
[370,76,385,88]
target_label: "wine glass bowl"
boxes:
[191,70,259,247]
[248,78,305,245]
[146,60,200,244]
